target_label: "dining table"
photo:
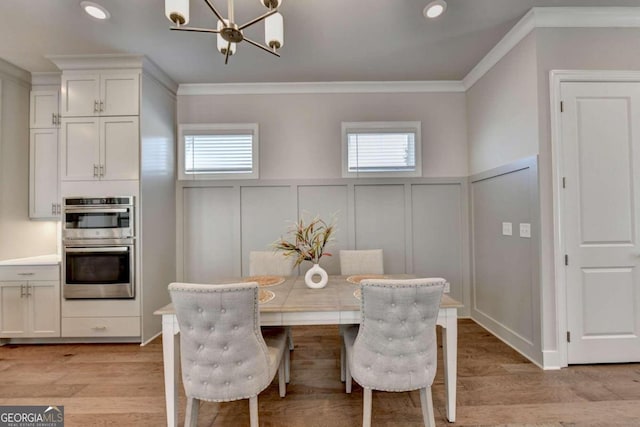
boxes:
[154,274,463,426]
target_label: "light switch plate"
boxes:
[520,223,531,238]
[502,222,512,236]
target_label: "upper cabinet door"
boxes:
[101,73,139,116]
[60,117,100,181]
[60,71,140,117]
[30,89,59,128]
[61,73,100,117]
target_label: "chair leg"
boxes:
[249,395,259,427]
[285,345,291,384]
[340,339,346,382]
[363,387,372,427]
[287,326,294,350]
[419,387,436,427]
[345,355,352,394]
[279,353,287,397]
[184,397,199,427]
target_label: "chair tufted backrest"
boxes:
[168,282,272,402]
[249,251,296,276]
[350,278,445,392]
[339,249,384,275]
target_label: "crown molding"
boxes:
[46,54,146,71]
[463,7,640,90]
[177,80,466,96]
[142,57,178,95]
[0,58,30,85]
[31,71,61,86]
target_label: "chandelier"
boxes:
[165,0,284,64]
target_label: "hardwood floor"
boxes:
[1,320,639,426]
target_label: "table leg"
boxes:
[162,314,180,427]
[441,310,457,422]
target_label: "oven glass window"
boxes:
[65,211,130,230]
[66,252,130,285]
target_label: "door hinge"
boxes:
[564,254,569,266]
[560,101,564,112]
[562,177,566,188]
[566,331,571,343]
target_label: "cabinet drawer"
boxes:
[62,316,140,338]
[0,265,59,281]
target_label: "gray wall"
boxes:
[0,60,57,260]
[178,179,470,313]
[177,91,468,178]
[470,158,540,364]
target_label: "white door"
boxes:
[60,117,100,181]
[100,73,140,116]
[101,116,139,180]
[28,281,60,337]
[29,128,59,218]
[30,89,59,128]
[0,282,28,337]
[561,81,640,363]
[61,73,100,117]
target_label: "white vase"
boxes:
[304,263,328,289]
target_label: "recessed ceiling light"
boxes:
[423,0,447,19]
[81,1,110,20]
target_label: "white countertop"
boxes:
[0,254,61,266]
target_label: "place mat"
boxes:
[346,274,388,284]
[243,275,285,287]
[259,289,275,304]
[353,289,362,300]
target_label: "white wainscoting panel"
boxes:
[411,184,464,303]
[354,184,406,274]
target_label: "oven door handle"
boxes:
[65,247,130,253]
[63,208,129,214]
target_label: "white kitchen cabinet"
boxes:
[60,71,139,117]
[29,128,60,219]
[0,265,60,338]
[30,89,60,128]
[60,116,139,181]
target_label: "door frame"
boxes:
[550,69,640,367]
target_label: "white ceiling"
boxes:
[0,0,638,84]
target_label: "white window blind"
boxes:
[178,123,259,180]
[347,131,416,172]
[342,121,422,178]
[184,133,253,174]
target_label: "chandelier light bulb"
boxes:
[217,20,237,55]
[165,0,189,25]
[265,12,284,49]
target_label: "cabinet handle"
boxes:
[100,100,104,112]
[52,113,56,125]
[91,326,107,331]
[26,284,32,297]
[93,164,99,178]
[100,164,105,177]
[52,203,56,215]
[56,114,61,126]
[20,284,25,298]
[17,272,35,276]
[94,100,99,113]
[57,203,61,215]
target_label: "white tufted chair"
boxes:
[339,249,384,276]
[343,278,445,427]
[249,251,296,276]
[248,250,295,380]
[168,282,287,427]
[339,249,384,382]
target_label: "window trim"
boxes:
[178,123,259,180]
[341,121,422,178]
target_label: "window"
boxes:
[342,121,422,178]
[178,123,259,180]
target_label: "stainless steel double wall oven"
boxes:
[62,196,135,299]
